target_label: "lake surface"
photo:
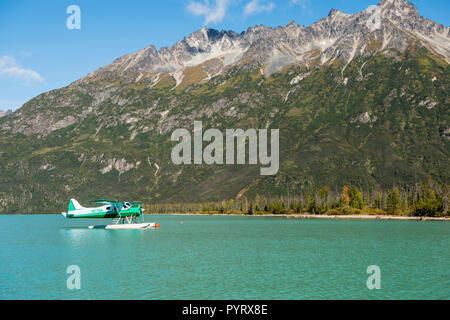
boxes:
[0,214,448,300]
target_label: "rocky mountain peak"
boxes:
[328,8,344,17]
[379,0,415,9]
[32,0,449,112]
[379,0,420,20]
[286,20,299,28]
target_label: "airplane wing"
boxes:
[93,199,120,205]
[92,199,123,215]
[92,199,144,215]
[93,199,143,205]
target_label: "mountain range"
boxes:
[0,0,448,212]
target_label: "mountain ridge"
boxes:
[0,0,448,212]
[85,0,448,78]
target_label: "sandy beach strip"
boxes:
[150,213,450,221]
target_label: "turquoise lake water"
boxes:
[0,214,448,299]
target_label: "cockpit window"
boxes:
[106,206,111,210]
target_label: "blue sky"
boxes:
[0,0,448,110]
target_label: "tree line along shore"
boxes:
[145,178,449,218]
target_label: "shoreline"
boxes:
[1,212,448,221]
[152,213,450,221]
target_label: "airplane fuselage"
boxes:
[61,199,142,219]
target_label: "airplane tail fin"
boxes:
[68,199,83,212]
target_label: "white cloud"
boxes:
[290,0,310,9]
[244,0,275,16]
[0,56,44,83]
[187,0,231,25]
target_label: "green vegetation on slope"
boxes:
[0,47,448,213]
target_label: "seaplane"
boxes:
[61,199,159,230]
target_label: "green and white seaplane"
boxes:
[61,199,159,229]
